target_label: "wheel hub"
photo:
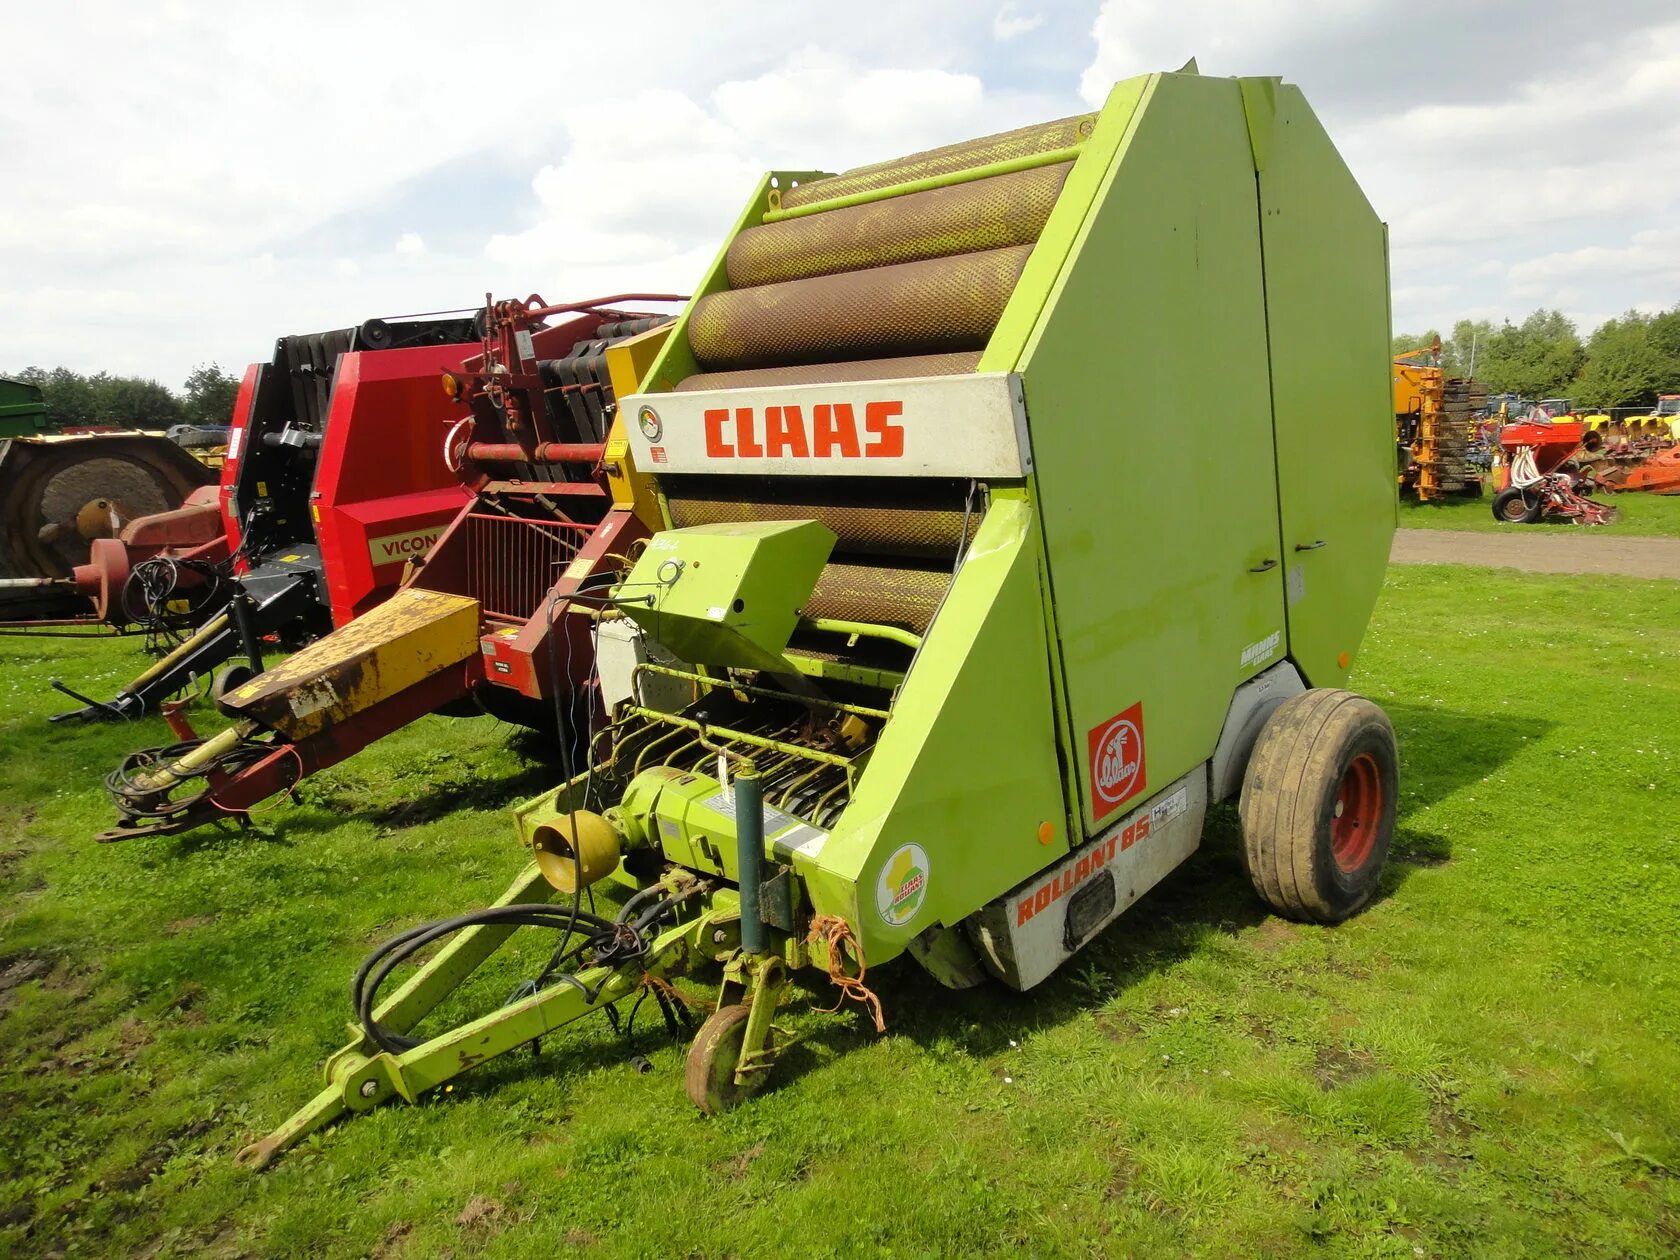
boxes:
[1330,752,1381,873]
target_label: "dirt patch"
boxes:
[165,915,217,936]
[0,954,51,993]
[1248,920,1297,955]
[713,1142,766,1179]
[1391,528,1680,580]
[454,1195,504,1230]
[1314,1043,1376,1088]
[1095,1011,1141,1043]
[371,1221,412,1260]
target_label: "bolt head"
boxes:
[712,929,727,944]
[359,1080,379,1098]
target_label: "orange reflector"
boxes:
[441,371,461,399]
[1337,650,1351,669]
[1037,821,1054,845]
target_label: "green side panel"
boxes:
[1013,72,1288,837]
[979,75,1151,373]
[639,170,832,395]
[805,498,1066,964]
[1256,86,1395,687]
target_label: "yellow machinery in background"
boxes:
[1393,339,1483,499]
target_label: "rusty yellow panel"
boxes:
[222,589,480,741]
[603,325,671,532]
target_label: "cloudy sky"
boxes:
[3,1,1676,383]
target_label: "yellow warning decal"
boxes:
[563,557,593,580]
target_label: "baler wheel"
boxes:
[1238,689,1397,924]
[685,1003,773,1115]
[1491,487,1542,524]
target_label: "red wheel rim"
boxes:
[1331,753,1382,873]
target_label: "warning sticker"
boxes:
[1087,702,1146,821]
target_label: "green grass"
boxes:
[2,567,1678,1257]
[1399,489,1680,536]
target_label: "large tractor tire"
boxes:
[1491,487,1542,524]
[1239,689,1397,924]
[0,434,215,620]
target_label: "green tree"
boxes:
[90,374,185,429]
[1572,311,1670,409]
[1466,309,1584,399]
[181,363,241,427]
[13,365,98,429]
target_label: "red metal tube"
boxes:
[465,442,605,464]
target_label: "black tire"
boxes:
[1491,487,1542,524]
[210,663,256,706]
[684,1003,773,1115]
[167,425,230,450]
[1238,689,1397,924]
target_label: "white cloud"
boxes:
[1079,1,1680,336]
[3,3,1677,381]
[993,5,1045,41]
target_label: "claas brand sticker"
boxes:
[875,843,929,927]
[1088,702,1146,820]
[702,401,904,460]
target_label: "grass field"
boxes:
[2,566,1677,1257]
[1398,489,1680,536]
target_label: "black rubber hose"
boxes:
[352,904,619,1055]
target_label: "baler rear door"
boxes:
[1249,82,1395,688]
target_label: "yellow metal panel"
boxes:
[603,325,672,532]
[222,588,480,740]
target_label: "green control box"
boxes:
[618,520,836,671]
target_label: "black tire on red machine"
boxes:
[1491,486,1543,524]
[1238,689,1398,924]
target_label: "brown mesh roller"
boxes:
[805,562,949,633]
[729,162,1072,289]
[667,498,977,561]
[675,351,980,393]
[687,245,1031,373]
[778,114,1095,211]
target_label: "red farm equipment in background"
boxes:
[1491,420,1618,526]
[97,294,682,840]
[52,316,480,720]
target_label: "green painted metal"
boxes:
[759,145,1086,224]
[0,378,49,438]
[619,520,836,671]
[978,76,1150,374]
[1250,84,1396,687]
[798,616,922,651]
[1009,71,1291,834]
[804,496,1068,960]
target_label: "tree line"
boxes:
[6,364,241,432]
[1393,304,1680,409]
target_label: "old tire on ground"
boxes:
[1491,487,1542,524]
[1239,689,1397,924]
[685,1003,772,1115]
